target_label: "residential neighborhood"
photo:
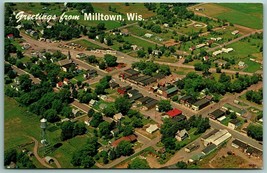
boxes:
[4,2,263,169]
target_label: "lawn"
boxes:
[243,58,262,73]
[12,3,64,15]
[191,3,263,29]
[212,154,247,168]
[73,39,102,50]
[4,96,42,151]
[223,103,246,115]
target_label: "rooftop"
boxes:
[193,98,209,107]
[166,108,182,118]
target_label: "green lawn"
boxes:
[215,3,263,29]
[243,58,262,73]
[73,39,102,50]
[13,3,64,15]
[4,96,42,151]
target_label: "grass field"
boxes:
[212,154,247,168]
[13,3,64,15]
[4,96,41,151]
[191,3,263,29]
[73,39,102,50]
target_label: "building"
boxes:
[201,129,219,141]
[146,124,159,134]
[209,109,225,120]
[109,81,119,89]
[136,96,152,105]
[162,86,178,98]
[143,99,158,110]
[117,86,132,95]
[212,50,223,56]
[192,98,210,111]
[127,89,139,98]
[113,113,123,122]
[89,99,97,106]
[44,156,54,164]
[123,69,139,78]
[144,33,153,38]
[238,61,245,68]
[196,43,206,49]
[57,59,74,72]
[7,33,14,39]
[165,108,182,118]
[185,143,200,153]
[180,95,195,108]
[231,30,239,35]
[202,143,217,155]
[188,153,205,163]
[56,81,63,88]
[231,139,262,157]
[222,48,233,53]
[203,129,231,146]
[129,93,143,103]
[228,119,241,130]
[173,114,186,122]
[231,139,248,150]
[175,129,189,141]
[111,135,137,147]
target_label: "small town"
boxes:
[4,2,263,169]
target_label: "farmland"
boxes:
[190,3,263,29]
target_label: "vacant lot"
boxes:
[4,96,41,151]
[73,39,102,50]
[191,3,263,29]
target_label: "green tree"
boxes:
[61,121,74,141]
[176,161,187,169]
[116,141,133,156]
[104,54,117,67]
[247,123,263,141]
[114,97,132,115]
[128,158,150,169]
[123,125,134,136]
[157,100,172,112]
[98,121,110,137]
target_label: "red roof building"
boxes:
[111,135,137,147]
[56,81,63,88]
[166,108,182,118]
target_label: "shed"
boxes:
[209,109,225,120]
[202,144,217,155]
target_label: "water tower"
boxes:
[40,118,47,145]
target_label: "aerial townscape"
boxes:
[4,2,263,169]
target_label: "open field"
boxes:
[73,39,102,50]
[4,96,41,151]
[13,3,64,15]
[190,3,263,29]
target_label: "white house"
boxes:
[146,124,159,134]
[175,129,189,141]
[144,33,153,38]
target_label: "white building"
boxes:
[146,124,159,134]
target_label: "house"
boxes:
[212,50,223,56]
[63,78,69,85]
[7,33,14,39]
[191,98,210,111]
[222,48,233,53]
[144,33,153,38]
[231,139,248,150]
[113,113,123,122]
[231,30,239,35]
[57,59,74,72]
[203,56,209,61]
[117,86,132,95]
[152,50,162,56]
[175,129,189,141]
[165,108,182,118]
[180,95,195,108]
[185,143,200,153]
[136,96,151,105]
[189,46,196,51]
[138,77,157,86]
[196,43,206,49]
[121,29,129,36]
[99,103,107,110]
[146,124,159,134]
[162,86,178,98]
[111,135,137,147]
[131,44,138,50]
[72,109,79,117]
[228,119,241,130]
[163,23,169,27]
[89,99,97,106]
[201,129,219,141]
[109,81,119,89]
[111,128,119,137]
[99,95,107,101]
[56,81,63,88]
[238,61,245,68]
[202,143,217,155]
[209,109,225,120]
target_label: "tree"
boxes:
[116,141,133,156]
[109,148,117,160]
[123,125,134,136]
[90,112,103,127]
[4,149,17,166]
[229,112,237,119]
[98,121,110,137]
[61,121,74,141]
[151,25,162,33]
[114,97,132,115]
[44,109,60,123]
[104,54,117,67]
[176,161,187,169]
[73,122,87,136]
[103,105,116,117]
[157,100,172,112]
[88,109,95,117]
[81,156,95,168]
[97,22,105,31]
[247,123,263,141]
[162,137,176,151]
[61,106,73,118]
[137,49,146,58]
[216,67,221,73]
[99,61,106,70]
[128,158,150,169]
[18,74,32,92]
